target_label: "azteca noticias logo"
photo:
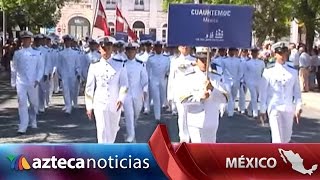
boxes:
[7,155,31,170]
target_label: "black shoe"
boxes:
[17,131,26,135]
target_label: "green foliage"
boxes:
[0,0,80,34]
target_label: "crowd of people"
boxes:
[5,30,312,144]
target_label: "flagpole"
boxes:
[91,0,99,38]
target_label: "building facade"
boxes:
[56,0,168,42]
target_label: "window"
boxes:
[134,0,144,10]
[149,28,156,35]
[162,24,167,42]
[106,0,117,9]
[108,22,115,36]
[68,16,91,39]
[133,21,145,38]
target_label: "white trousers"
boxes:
[247,83,260,117]
[176,101,189,142]
[73,79,80,106]
[188,121,219,143]
[62,76,76,113]
[161,78,168,107]
[150,82,164,120]
[38,78,49,110]
[226,82,240,116]
[123,96,143,139]
[238,83,247,112]
[268,110,294,143]
[143,84,150,113]
[17,84,39,132]
[94,106,121,143]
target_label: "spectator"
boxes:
[309,49,318,91]
[298,46,311,92]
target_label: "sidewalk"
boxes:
[302,91,320,111]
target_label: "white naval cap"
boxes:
[96,36,116,47]
[62,34,72,40]
[153,41,163,47]
[124,42,139,49]
[20,31,33,38]
[195,46,210,59]
[34,34,45,39]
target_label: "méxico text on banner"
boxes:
[167,4,254,48]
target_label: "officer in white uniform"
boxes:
[260,44,302,143]
[123,42,148,143]
[167,45,195,142]
[11,31,45,134]
[85,37,128,143]
[221,48,242,117]
[48,40,60,100]
[146,41,170,123]
[212,48,230,117]
[33,34,50,113]
[44,35,54,107]
[244,47,265,118]
[238,49,250,114]
[136,40,153,114]
[179,47,228,143]
[57,35,81,114]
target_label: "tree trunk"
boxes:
[304,17,316,53]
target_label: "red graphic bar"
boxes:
[149,125,320,180]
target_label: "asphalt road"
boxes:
[0,72,319,143]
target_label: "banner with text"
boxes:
[168,4,254,48]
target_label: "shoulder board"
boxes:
[287,64,295,69]
[149,54,155,58]
[210,69,221,76]
[163,54,170,57]
[211,62,221,68]
[184,68,195,76]
[32,47,39,51]
[112,58,124,62]
[266,63,275,69]
[246,58,251,61]
[136,59,144,64]
[138,52,144,56]
[92,59,100,64]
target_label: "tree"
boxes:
[290,0,320,51]
[163,0,292,46]
[0,0,80,38]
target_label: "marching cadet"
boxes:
[116,40,127,60]
[146,41,170,123]
[221,48,242,117]
[260,44,302,143]
[136,39,153,114]
[84,39,101,79]
[123,42,148,143]
[44,35,54,107]
[167,45,195,142]
[11,31,45,134]
[58,35,81,114]
[33,34,50,113]
[238,49,250,114]
[244,47,265,118]
[85,37,128,143]
[166,45,180,114]
[179,47,228,143]
[48,40,60,100]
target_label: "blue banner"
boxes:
[114,32,128,42]
[0,144,166,180]
[139,34,156,42]
[168,4,254,48]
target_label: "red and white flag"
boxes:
[93,0,110,36]
[116,6,138,41]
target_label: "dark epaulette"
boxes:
[210,69,221,76]
[136,59,144,64]
[149,54,155,58]
[113,58,125,62]
[92,59,100,64]
[286,64,295,70]
[149,52,155,56]
[138,52,144,56]
[266,62,275,69]
[184,68,195,76]
[33,47,40,51]
[163,54,170,57]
